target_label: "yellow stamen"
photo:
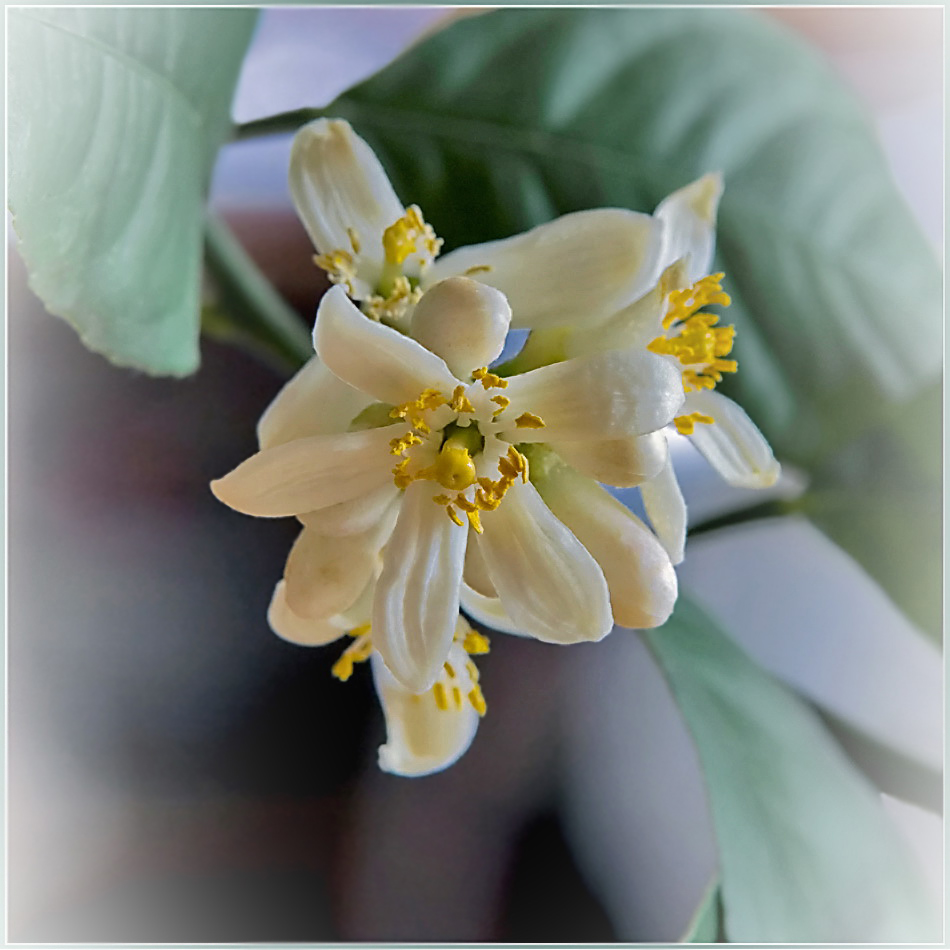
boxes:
[674,411,716,435]
[462,631,491,655]
[452,686,463,709]
[346,227,361,254]
[332,632,373,682]
[466,508,483,534]
[382,205,442,266]
[468,685,487,716]
[445,506,465,527]
[313,249,357,295]
[514,411,546,430]
[444,661,456,678]
[463,265,492,276]
[433,681,449,711]
[472,366,508,390]
[450,385,476,414]
[490,394,510,419]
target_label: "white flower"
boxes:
[289,118,663,330]
[507,174,780,564]
[267,576,491,778]
[212,274,684,693]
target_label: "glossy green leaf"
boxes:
[644,597,938,943]
[319,7,940,634]
[8,8,257,376]
[680,880,722,943]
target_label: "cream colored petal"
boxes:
[539,467,678,629]
[654,173,723,282]
[210,425,399,518]
[458,584,527,638]
[409,277,511,378]
[267,580,348,647]
[371,642,480,777]
[476,479,612,644]
[551,431,669,488]
[429,209,663,329]
[283,526,378,620]
[257,355,371,451]
[683,391,780,489]
[640,456,687,565]
[289,118,403,261]
[501,348,684,443]
[463,531,496,597]
[372,480,467,693]
[299,483,400,538]
[315,285,457,404]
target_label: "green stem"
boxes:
[202,215,313,375]
[688,497,801,538]
[233,108,327,142]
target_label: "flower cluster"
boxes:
[212,119,778,776]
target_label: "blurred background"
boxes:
[7,7,942,942]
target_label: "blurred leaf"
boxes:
[644,597,938,942]
[680,880,722,943]
[322,7,940,635]
[8,8,257,376]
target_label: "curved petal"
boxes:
[458,583,527,638]
[257,355,371,451]
[539,467,678,629]
[267,580,348,647]
[640,455,687,565]
[476,479,612,644]
[463,532,496,597]
[371,642,480,777]
[289,118,403,262]
[315,285,457,404]
[299,483,400,537]
[501,348,684,443]
[372,480,467,692]
[683,390,780,489]
[654,173,723,281]
[210,425,399,518]
[551,431,668,488]
[409,277,511,378]
[283,526,379,620]
[429,209,662,329]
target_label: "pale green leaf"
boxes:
[644,597,939,942]
[8,8,257,375]
[680,879,721,943]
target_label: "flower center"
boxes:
[314,206,444,324]
[387,367,543,532]
[647,272,737,435]
[332,619,490,716]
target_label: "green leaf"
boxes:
[680,880,722,943]
[319,7,940,633]
[8,8,257,376]
[644,597,938,943]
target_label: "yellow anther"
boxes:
[445,506,465,528]
[454,495,477,513]
[332,631,373,682]
[331,655,354,682]
[349,623,371,639]
[474,489,502,511]
[652,273,737,393]
[466,509,484,534]
[450,385,476,414]
[490,394,510,419]
[514,411,545,429]
[472,366,508,390]
[468,685,487,716]
[432,493,452,506]
[433,681,449,711]
[382,205,442,266]
[452,686,463,709]
[347,227,361,254]
[674,411,716,435]
[465,659,480,682]
[313,249,357,295]
[463,265,492,276]
[463,631,491,655]
[444,661,456,678]
[390,432,422,456]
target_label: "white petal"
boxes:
[283,526,379,620]
[476,479,612,644]
[371,642,480,777]
[267,581,348,647]
[655,172,723,281]
[288,118,403,262]
[501,348,684,443]
[429,209,663,329]
[210,425,399,518]
[551,431,668,488]
[315,285,457,404]
[299,483,400,537]
[257,355,371,451]
[409,277,511,378]
[640,455,687,565]
[458,583,528,638]
[463,532,496,597]
[372,480,467,692]
[684,390,780,489]
[539,467,678,629]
